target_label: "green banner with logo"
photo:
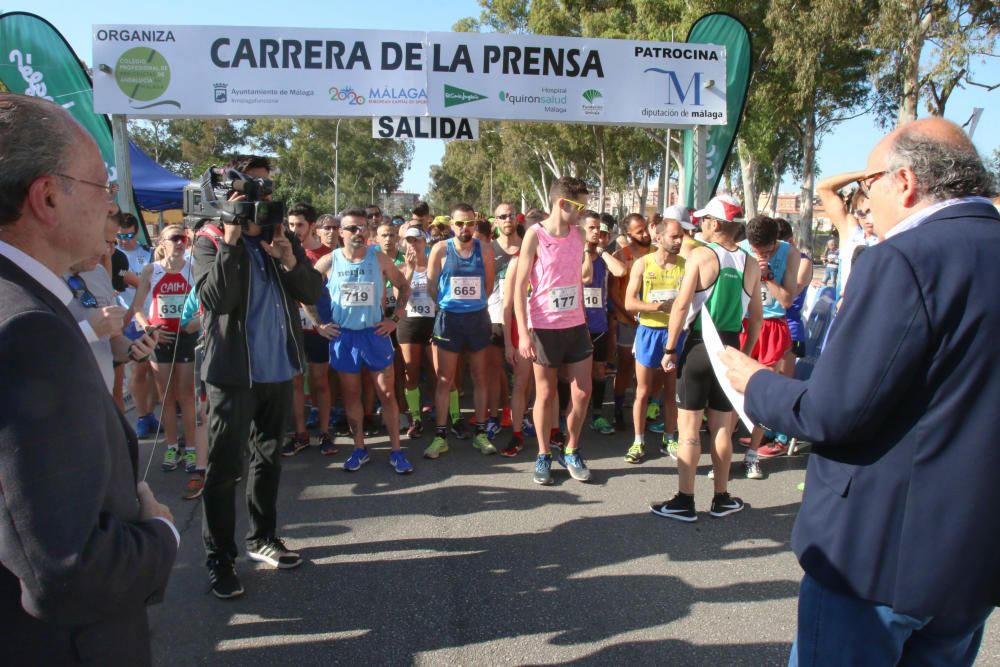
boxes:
[0,12,120,184]
[682,13,752,207]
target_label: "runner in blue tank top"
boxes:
[313,209,413,475]
[425,203,497,460]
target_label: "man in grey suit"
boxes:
[0,95,178,665]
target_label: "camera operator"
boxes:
[192,156,324,599]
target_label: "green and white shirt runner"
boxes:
[685,242,751,333]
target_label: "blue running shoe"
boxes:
[343,447,370,472]
[648,421,665,434]
[521,417,536,438]
[389,450,414,474]
[533,454,553,485]
[561,451,592,482]
[135,414,152,439]
[306,406,319,430]
[485,417,502,441]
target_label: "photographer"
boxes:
[192,156,324,599]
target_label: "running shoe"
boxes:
[561,451,591,482]
[247,538,302,569]
[500,407,513,428]
[406,418,423,440]
[590,416,615,435]
[521,417,536,438]
[485,417,502,441]
[550,430,566,448]
[650,494,697,522]
[646,402,661,422]
[331,414,351,437]
[709,492,745,518]
[389,450,414,474]
[161,446,179,472]
[182,472,205,500]
[745,457,764,480]
[424,436,449,459]
[343,447,370,472]
[306,405,319,430]
[624,442,645,464]
[472,433,498,455]
[208,558,244,599]
[533,454,553,485]
[135,414,153,439]
[648,420,665,434]
[736,436,753,448]
[318,433,339,456]
[183,448,197,473]
[281,433,310,457]
[661,436,679,461]
[707,467,715,480]
[500,435,524,458]
[758,442,789,459]
[363,415,380,437]
[450,417,471,440]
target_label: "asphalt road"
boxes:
[140,413,1000,666]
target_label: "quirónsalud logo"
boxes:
[444,84,486,108]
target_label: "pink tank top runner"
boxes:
[527,223,585,330]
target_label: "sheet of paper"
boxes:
[700,306,755,432]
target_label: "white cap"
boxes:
[692,195,745,224]
[663,204,695,230]
[599,222,611,233]
[403,226,424,240]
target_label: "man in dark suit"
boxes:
[721,118,1000,665]
[0,95,178,666]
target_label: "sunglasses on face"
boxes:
[562,198,586,212]
[852,209,869,220]
[342,225,363,234]
[452,220,474,228]
[66,274,98,308]
[495,213,515,221]
[117,232,137,240]
[164,235,188,244]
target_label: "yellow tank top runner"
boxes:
[638,252,685,328]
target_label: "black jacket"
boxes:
[0,255,177,666]
[192,224,324,387]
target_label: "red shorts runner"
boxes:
[740,317,792,367]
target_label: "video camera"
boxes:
[182,166,285,228]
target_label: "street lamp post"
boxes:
[489,161,494,213]
[333,118,341,213]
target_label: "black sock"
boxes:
[475,422,486,435]
[436,425,447,438]
[591,377,607,413]
[679,492,694,500]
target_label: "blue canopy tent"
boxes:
[129,141,189,212]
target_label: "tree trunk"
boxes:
[738,138,758,219]
[638,167,649,217]
[657,135,668,215]
[768,156,784,217]
[799,108,817,253]
[897,8,933,126]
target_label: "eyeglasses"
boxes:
[164,235,188,244]
[495,213,515,221]
[852,209,869,220]
[318,225,339,232]
[54,172,118,202]
[858,170,887,195]
[117,232,137,240]
[452,220,474,228]
[66,274,98,308]
[342,225,363,234]
[562,198,586,212]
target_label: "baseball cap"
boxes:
[663,204,695,231]
[403,226,424,240]
[693,195,745,224]
[599,222,611,233]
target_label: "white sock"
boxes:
[634,434,645,445]
[745,449,759,463]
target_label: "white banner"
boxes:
[373,116,478,140]
[93,25,727,126]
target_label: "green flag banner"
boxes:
[0,12,120,184]
[683,13,752,207]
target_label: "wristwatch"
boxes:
[663,347,676,354]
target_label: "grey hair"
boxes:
[0,94,77,225]
[886,132,996,202]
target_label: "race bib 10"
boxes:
[583,287,603,309]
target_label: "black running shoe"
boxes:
[406,418,423,440]
[208,558,244,599]
[709,492,745,518]
[363,415,380,437]
[650,494,698,522]
[450,417,471,440]
[247,538,303,569]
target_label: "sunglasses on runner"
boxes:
[451,220,474,228]
[117,232,137,240]
[66,274,98,308]
[495,213,515,220]
[562,198,586,212]
[164,235,188,244]
[342,225,364,234]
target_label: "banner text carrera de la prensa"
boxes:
[208,38,718,76]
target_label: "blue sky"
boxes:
[10,0,998,198]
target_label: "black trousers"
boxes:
[203,380,291,564]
